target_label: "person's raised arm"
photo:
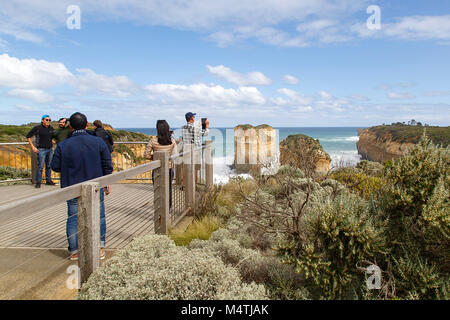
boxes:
[201,119,209,137]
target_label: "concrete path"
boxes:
[0,248,116,300]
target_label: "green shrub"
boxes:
[169,215,223,246]
[356,160,384,177]
[378,134,449,299]
[78,234,267,300]
[189,227,310,300]
[278,192,387,299]
[330,167,384,199]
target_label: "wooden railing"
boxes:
[0,140,213,287]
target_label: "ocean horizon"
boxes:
[119,127,362,183]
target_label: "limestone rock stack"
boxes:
[234,124,277,174]
[279,134,330,174]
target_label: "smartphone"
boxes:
[201,118,207,130]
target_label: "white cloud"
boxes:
[276,88,313,106]
[15,104,34,111]
[349,94,369,101]
[2,1,449,48]
[75,68,138,97]
[0,54,73,89]
[0,54,139,102]
[8,88,53,103]
[207,65,272,86]
[319,90,333,100]
[144,83,266,106]
[424,90,450,97]
[387,92,416,100]
[0,0,369,48]
[353,15,450,42]
[283,74,299,85]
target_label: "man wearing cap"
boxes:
[181,112,209,147]
[181,112,209,183]
[26,115,56,188]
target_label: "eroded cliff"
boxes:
[356,125,450,163]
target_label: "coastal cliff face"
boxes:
[279,134,331,174]
[357,129,416,163]
[234,124,277,174]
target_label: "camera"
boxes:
[201,118,207,130]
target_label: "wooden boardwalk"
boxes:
[0,183,156,250]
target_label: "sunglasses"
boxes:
[43,119,51,122]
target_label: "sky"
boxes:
[0,0,449,128]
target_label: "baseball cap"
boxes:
[42,114,50,120]
[185,112,196,121]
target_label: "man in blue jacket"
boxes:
[51,112,113,261]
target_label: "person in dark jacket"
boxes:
[51,112,113,261]
[26,114,56,188]
[53,118,70,144]
[93,120,114,153]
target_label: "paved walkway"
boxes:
[0,183,157,249]
[0,182,189,299]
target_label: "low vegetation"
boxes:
[0,166,31,181]
[79,134,449,300]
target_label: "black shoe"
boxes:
[45,181,56,186]
[35,183,41,188]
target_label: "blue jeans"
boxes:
[36,148,53,184]
[66,189,106,254]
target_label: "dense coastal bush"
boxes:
[376,135,449,299]
[78,235,267,300]
[329,167,383,199]
[79,135,448,300]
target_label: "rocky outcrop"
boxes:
[234,124,277,174]
[279,134,331,174]
[357,129,415,163]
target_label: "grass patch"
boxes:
[169,215,224,246]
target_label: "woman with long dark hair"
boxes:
[144,120,177,208]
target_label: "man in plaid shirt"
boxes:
[181,112,209,147]
[181,112,209,183]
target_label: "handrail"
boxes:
[0,158,162,218]
[0,142,29,145]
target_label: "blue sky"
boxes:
[0,0,449,128]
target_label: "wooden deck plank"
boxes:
[108,205,155,248]
[106,192,155,248]
[0,183,160,249]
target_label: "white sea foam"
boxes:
[345,136,360,142]
[212,151,362,184]
[213,156,252,185]
[320,136,360,142]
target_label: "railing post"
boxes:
[153,151,170,234]
[185,144,195,208]
[78,182,101,285]
[31,147,37,184]
[205,140,213,187]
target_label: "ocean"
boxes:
[119,127,362,183]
